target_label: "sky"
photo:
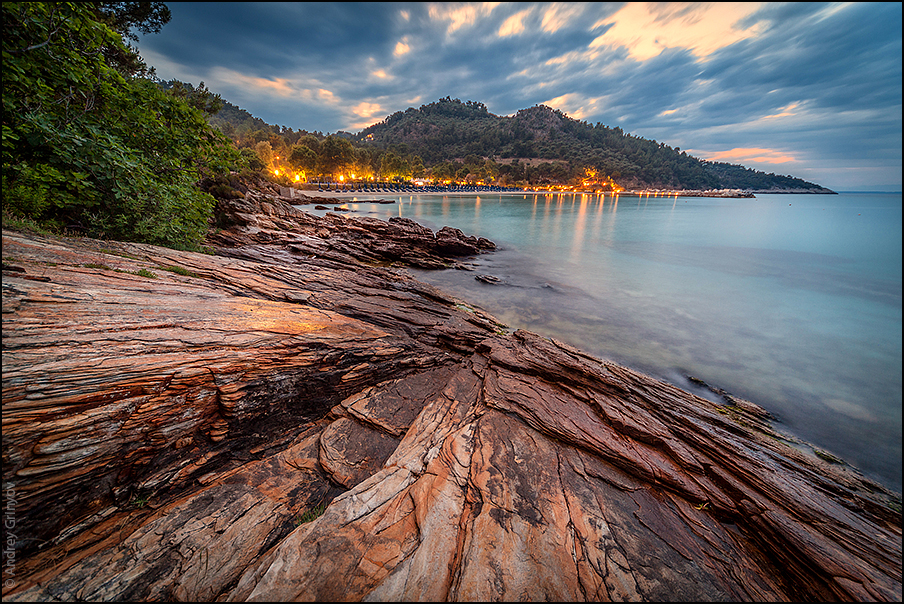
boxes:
[135,2,902,191]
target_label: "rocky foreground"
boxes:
[2,193,901,601]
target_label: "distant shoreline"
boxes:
[289,187,838,201]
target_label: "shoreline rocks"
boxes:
[208,191,495,270]
[1,204,900,601]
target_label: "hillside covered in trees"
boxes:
[209,96,833,193]
[356,98,832,192]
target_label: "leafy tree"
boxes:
[409,155,425,179]
[288,144,317,180]
[2,2,239,249]
[239,147,264,172]
[95,1,172,40]
[254,141,274,172]
[317,135,355,179]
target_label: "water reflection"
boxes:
[302,192,903,491]
[570,195,589,261]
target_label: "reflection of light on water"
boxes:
[571,195,590,262]
[593,196,605,243]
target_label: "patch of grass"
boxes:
[814,448,845,465]
[295,503,327,525]
[131,268,158,279]
[2,212,64,237]
[84,262,158,279]
[101,247,140,260]
[158,264,199,278]
[887,496,902,515]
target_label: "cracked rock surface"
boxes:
[1,210,901,601]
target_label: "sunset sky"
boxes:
[136,2,902,191]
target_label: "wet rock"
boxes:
[1,226,900,603]
[475,274,500,284]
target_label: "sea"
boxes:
[303,191,903,493]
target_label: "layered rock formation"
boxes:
[1,197,900,601]
[207,190,496,269]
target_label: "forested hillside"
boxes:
[355,98,832,192]
[209,96,831,192]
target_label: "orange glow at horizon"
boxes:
[705,147,796,164]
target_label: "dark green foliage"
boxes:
[159,264,198,278]
[2,2,240,249]
[354,98,827,190]
[95,2,171,37]
[701,161,827,191]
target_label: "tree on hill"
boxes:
[2,2,241,249]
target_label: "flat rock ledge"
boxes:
[1,214,901,602]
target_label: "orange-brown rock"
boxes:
[207,191,495,269]
[1,221,900,602]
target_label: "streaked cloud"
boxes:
[498,8,531,37]
[542,93,605,121]
[704,147,797,164]
[209,67,301,98]
[590,2,767,61]
[428,2,499,35]
[540,3,588,34]
[761,102,800,120]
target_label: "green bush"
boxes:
[2,2,240,250]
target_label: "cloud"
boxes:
[704,148,797,164]
[590,2,767,61]
[542,93,606,121]
[352,102,382,119]
[540,3,588,34]
[761,102,800,120]
[428,2,499,36]
[209,68,298,98]
[498,8,531,37]
[393,38,410,57]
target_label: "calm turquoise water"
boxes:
[306,192,902,492]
